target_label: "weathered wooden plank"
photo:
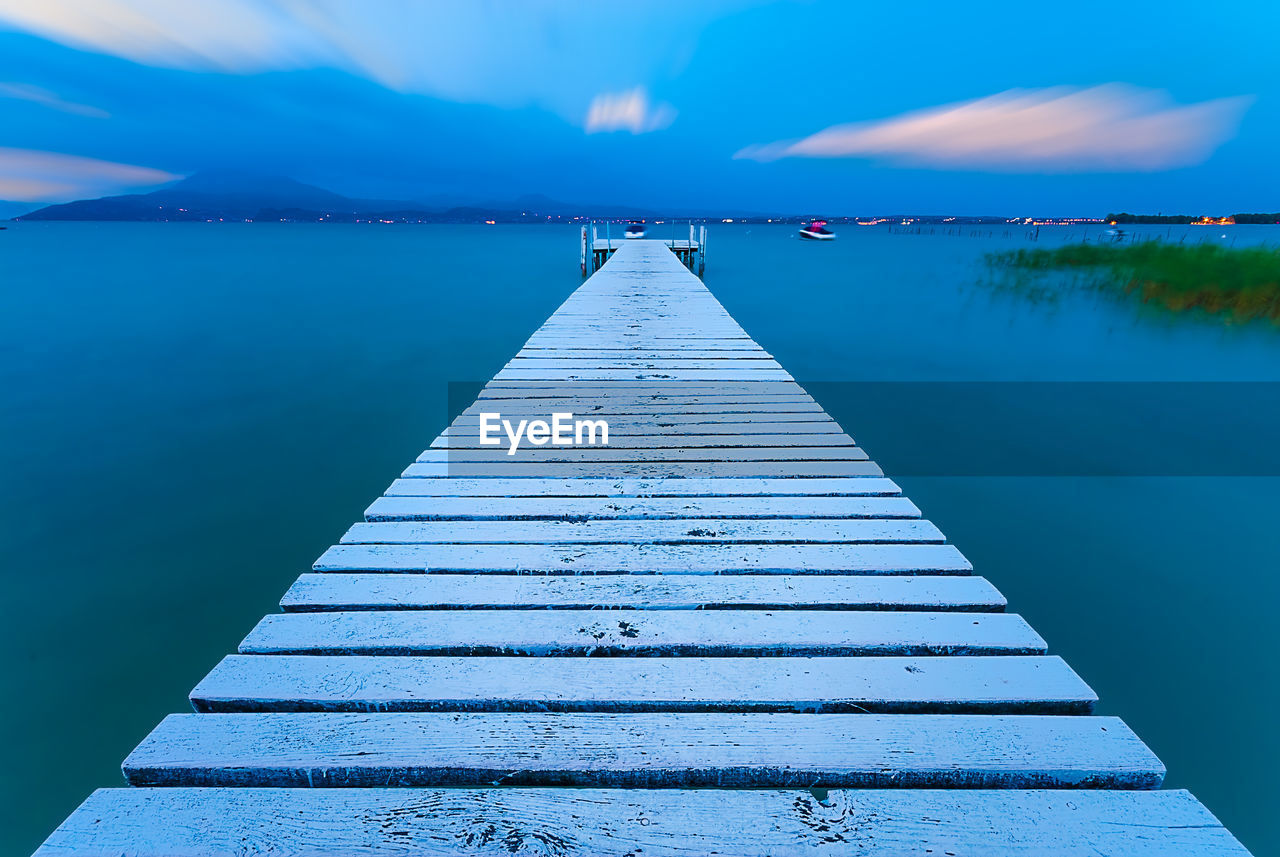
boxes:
[478,380,808,392]
[517,341,767,347]
[516,348,775,358]
[520,343,771,349]
[240,610,1042,656]
[313,543,973,574]
[517,334,747,341]
[505,327,776,337]
[449,414,842,429]
[533,313,734,320]
[449,418,841,432]
[472,395,822,408]
[431,435,857,450]
[515,349,779,359]
[432,433,856,449]
[190,654,1094,713]
[382,476,904,497]
[511,348,765,356]
[471,386,811,396]
[401,461,885,477]
[493,369,795,381]
[484,367,797,375]
[461,403,823,415]
[522,327,753,335]
[35,788,1250,857]
[458,404,819,416]
[123,712,1161,789]
[418,446,866,461]
[457,406,828,419]
[530,318,743,325]
[338,519,945,545]
[521,339,767,346]
[279,573,1006,612]
[364,495,922,521]
[535,325,741,332]
[452,413,837,426]
[533,313,739,321]
[508,358,783,368]
[480,383,807,394]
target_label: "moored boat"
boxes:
[799,219,836,240]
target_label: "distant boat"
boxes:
[799,220,836,240]
[624,220,646,239]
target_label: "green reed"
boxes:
[987,241,1280,322]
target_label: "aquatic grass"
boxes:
[986,242,1280,323]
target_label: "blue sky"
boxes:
[0,0,1277,214]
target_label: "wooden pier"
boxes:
[582,221,705,275]
[35,241,1250,855]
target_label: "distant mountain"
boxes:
[14,171,658,222]
[17,171,389,222]
[163,171,358,209]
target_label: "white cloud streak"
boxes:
[736,85,1251,172]
[0,0,324,73]
[0,82,110,117]
[585,88,676,134]
[0,0,726,119]
[0,147,178,201]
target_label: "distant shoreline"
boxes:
[10,171,1275,226]
[1107,212,1280,225]
[8,215,1279,226]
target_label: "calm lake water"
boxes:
[2,222,1277,855]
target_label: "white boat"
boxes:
[799,220,836,240]
[624,220,646,239]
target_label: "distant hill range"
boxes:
[13,172,1160,225]
[12,171,658,223]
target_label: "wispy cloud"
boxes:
[584,88,676,134]
[0,148,178,201]
[0,1,725,119]
[736,85,1251,172]
[0,0,323,72]
[0,82,110,117]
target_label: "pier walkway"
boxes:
[35,242,1249,855]
[583,223,705,275]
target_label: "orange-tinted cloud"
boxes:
[737,85,1251,172]
[0,147,178,200]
